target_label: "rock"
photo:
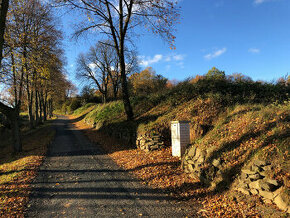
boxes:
[251,165,261,172]
[264,179,279,187]
[273,187,283,197]
[212,159,221,167]
[241,172,248,180]
[249,173,263,181]
[195,148,202,158]
[196,155,205,164]
[187,159,194,164]
[241,169,256,175]
[259,171,267,177]
[188,164,195,172]
[250,189,259,195]
[273,194,288,211]
[237,187,250,195]
[259,190,274,200]
[238,182,249,189]
[253,160,267,167]
[263,198,272,204]
[262,165,272,171]
[260,182,271,191]
[249,180,261,190]
[187,146,196,157]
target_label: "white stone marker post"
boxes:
[171,121,190,157]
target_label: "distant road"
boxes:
[26,116,193,217]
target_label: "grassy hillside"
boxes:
[68,79,289,216]
[70,77,289,214]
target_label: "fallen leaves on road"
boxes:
[71,118,276,217]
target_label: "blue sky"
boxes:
[60,0,290,87]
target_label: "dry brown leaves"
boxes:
[71,117,269,217]
[0,126,55,217]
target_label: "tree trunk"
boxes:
[119,48,133,120]
[24,49,34,129]
[35,90,39,125]
[118,0,133,120]
[27,92,34,128]
[38,91,43,123]
[11,107,22,152]
[0,0,9,67]
[43,91,47,121]
[48,99,53,118]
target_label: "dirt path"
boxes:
[26,116,194,217]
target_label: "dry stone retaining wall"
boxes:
[136,133,165,152]
[235,160,289,213]
[182,145,223,185]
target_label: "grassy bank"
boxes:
[68,77,289,216]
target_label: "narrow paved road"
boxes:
[26,116,194,217]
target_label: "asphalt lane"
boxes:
[26,116,194,217]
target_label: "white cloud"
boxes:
[138,54,163,67]
[165,56,171,62]
[164,54,185,62]
[88,63,97,70]
[254,0,266,4]
[139,53,186,68]
[173,54,185,61]
[254,0,275,4]
[249,48,260,53]
[204,48,227,60]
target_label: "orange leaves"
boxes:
[0,126,54,217]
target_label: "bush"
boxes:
[67,98,82,114]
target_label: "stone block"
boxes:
[238,182,249,189]
[241,172,248,180]
[264,179,279,187]
[273,194,288,211]
[188,164,195,172]
[253,160,268,167]
[260,182,271,191]
[237,187,250,195]
[251,165,261,172]
[259,190,274,200]
[262,165,272,171]
[248,173,263,181]
[212,159,221,167]
[241,169,256,175]
[188,146,196,157]
[249,180,262,190]
[196,155,205,164]
[250,189,259,195]
[187,160,195,164]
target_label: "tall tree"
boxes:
[57,0,180,120]
[0,0,67,152]
[0,0,9,67]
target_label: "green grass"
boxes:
[73,103,97,116]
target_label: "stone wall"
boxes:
[182,145,223,185]
[182,145,289,213]
[136,133,164,152]
[235,160,289,213]
[84,119,165,151]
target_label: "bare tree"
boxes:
[77,43,111,103]
[57,0,180,120]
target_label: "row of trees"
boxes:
[0,0,71,152]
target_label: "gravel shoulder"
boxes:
[26,116,194,217]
